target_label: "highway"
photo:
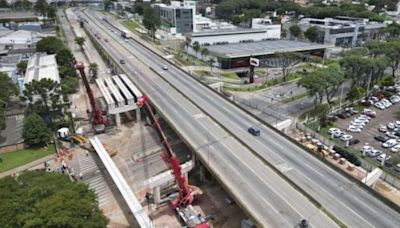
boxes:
[75,8,339,228]
[87,10,400,228]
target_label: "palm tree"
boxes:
[201,47,209,60]
[184,40,190,59]
[208,58,215,71]
[75,37,85,50]
[89,63,98,78]
[192,41,200,58]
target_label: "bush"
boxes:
[22,113,52,147]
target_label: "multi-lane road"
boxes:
[79,8,399,227]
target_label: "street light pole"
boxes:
[339,83,344,110]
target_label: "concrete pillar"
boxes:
[154,186,161,204]
[184,172,188,182]
[115,113,121,127]
[199,165,205,183]
[136,108,141,122]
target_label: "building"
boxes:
[153,0,196,34]
[0,54,22,83]
[187,28,276,46]
[18,22,43,33]
[0,30,44,49]
[251,18,281,39]
[297,17,386,47]
[202,40,331,69]
[24,53,60,89]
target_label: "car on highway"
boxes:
[347,125,362,133]
[377,153,391,162]
[162,65,169,70]
[119,59,125,64]
[383,139,398,148]
[391,144,400,153]
[248,126,260,136]
[340,134,353,141]
[374,135,389,143]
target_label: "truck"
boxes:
[121,30,131,39]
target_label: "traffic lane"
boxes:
[116,25,400,227]
[84,12,338,228]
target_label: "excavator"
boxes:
[137,96,209,228]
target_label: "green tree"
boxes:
[304,26,318,42]
[321,66,345,107]
[34,0,47,15]
[61,76,80,94]
[192,41,201,58]
[17,61,27,75]
[384,39,400,77]
[75,37,86,50]
[46,5,57,22]
[22,113,52,147]
[346,86,365,103]
[36,37,64,54]
[380,22,400,39]
[142,6,160,41]
[89,63,98,78]
[56,48,76,71]
[365,40,386,58]
[289,24,302,40]
[208,58,216,71]
[380,76,395,87]
[201,47,209,60]
[281,28,288,39]
[0,72,17,129]
[0,0,8,7]
[0,171,109,227]
[274,52,304,81]
[13,0,32,10]
[298,71,324,110]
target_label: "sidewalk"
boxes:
[0,154,56,178]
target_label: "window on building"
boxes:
[176,9,181,18]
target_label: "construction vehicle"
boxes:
[137,96,209,228]
[75,62,106,133]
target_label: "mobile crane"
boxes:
[75,61,106,133]
[137,96,209,228]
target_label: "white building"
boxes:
[24,53,60,87]
[187,28,276,46]
[154,0,196,34]
[0,30,43,49]
[251,18,281,39]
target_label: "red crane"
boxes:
[137,96,209,228]
[75,61,106,132]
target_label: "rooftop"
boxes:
[207,40,332,58]
[24,53,59,84]
[0,30,43,45]
[190,28,267,37]
[0,54,22,65]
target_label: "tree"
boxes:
[201,47,209,60]
[192,41,201,58]
[365,40,386,58]
[298,71,324,110]
[36,37,64,54]
[22,113,52,147]
[281,28,288,39]
[208,58,216,71]
[17,61,27,75]
[320,66,345,107]
[274,52,303,81]
[0,171,109,227]
[46,5,57,22]
[384,39,400,77]
[75,37,85,50]
[380,77,395,87]
[142,6,160,41]
[289,24,302,40]
[34,0,47,16]
[0,0,8,7]
[61,76,80,94]
[380,22,400,39]
[346,86,365,103]
[0,72,17,129]
[13,0,32,10]
[304,26,318,42]
[56,48,76,71]
[89,63,98,78]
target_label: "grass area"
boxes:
[221,72,240,80]
[174,52,208,66]
[299,103,332,121]
[194,70,211,77]
[0,144,55,173]
[281,92,308,104]
[122,19,141,33]
[255,69,268,77]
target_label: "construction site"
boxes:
[56,9,247,228]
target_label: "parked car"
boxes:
[381,99,392,108]
[362,109,376,118]
[379,124,388,132]
[390,95,400,103]
[361,145,374,154]
[351,121,366,128]
[347,126,362,133]
[348,138,360,145]
[340,134,353,141]
[119,59,125,64]
[383,139,398,148]
[395,163,400,172]
[377,154,391,162]
[375,135,390,142]
[367,149,382,157]
[387,122,396,130]
[386,131,399,139]
[374,102,386,110]
[328,128,341,134]
[391,144,400,153]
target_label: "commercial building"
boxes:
[203,40,331,69]
[251,18,281,40]
[24,53,60,87]
[0,54,22,83]
[187,28,278,46]
[297,17,386,47]
[153,1,196,34]
[0,30,43,49]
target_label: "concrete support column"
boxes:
[154,186,161,204]
[115,113,121,127]
[136,108,141,122]
[184,172,188,182]
[199,165,205,183]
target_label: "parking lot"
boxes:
[332,101,400,174]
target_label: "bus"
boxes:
[121,30,131,39]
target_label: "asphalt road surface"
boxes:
[75,8,339,228]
